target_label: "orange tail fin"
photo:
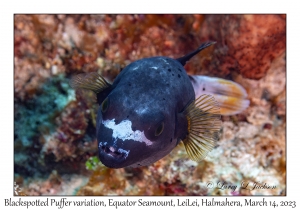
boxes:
[189,75,249,116]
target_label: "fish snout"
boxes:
[98,141,131,168]
[99,144,129,159]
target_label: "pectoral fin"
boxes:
[69,72,111,93]
[183,94,222,162]
[189,75,249,116]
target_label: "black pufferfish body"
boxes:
[70,42,249,168]
[97,57,194,168]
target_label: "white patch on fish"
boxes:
[135,106,149,115]
[98,142,107,147]
[118,148,130,158]
[102,119,152,145]
[160,57,169,65]
[150,66,158,70]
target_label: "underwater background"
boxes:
[14,14,286,195]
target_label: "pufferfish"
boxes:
[70,42,249,168]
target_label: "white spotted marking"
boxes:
[102,119,152,146]
[118,148,130,158]
[160,57,169,65]
[150,66,158,70]
[135,106,149,115]
[98,141,130,159]
[98,142,107,148]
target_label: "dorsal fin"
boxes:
[176,41,216,66]
[69,72,111,93]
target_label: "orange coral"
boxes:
[198,14,286,79]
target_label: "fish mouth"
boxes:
[99,144,130,160]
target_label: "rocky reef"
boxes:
[14,14,286,196]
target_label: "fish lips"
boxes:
[98,137,153,168]
[97,141,136,168]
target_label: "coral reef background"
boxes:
[14,14,286,195]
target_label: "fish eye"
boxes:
[101,98,109,113]
[155,122,164,136]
